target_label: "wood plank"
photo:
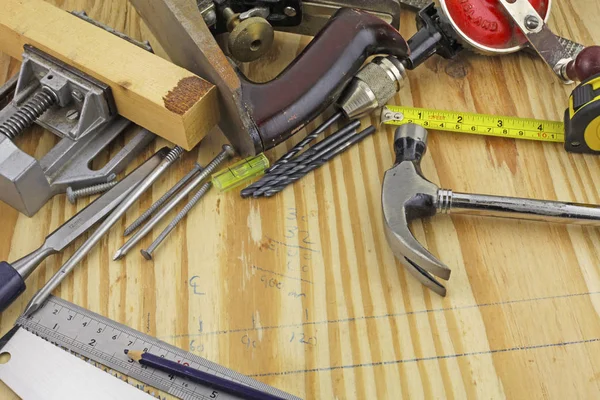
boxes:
[1,0,600,399]
[0,0,220,150]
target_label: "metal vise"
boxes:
[0,16,156,217]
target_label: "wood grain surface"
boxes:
[1,1,600,399]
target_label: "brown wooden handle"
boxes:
[566,46,600,82]
[240,8,409,150]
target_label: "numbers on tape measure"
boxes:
[381,106,565,143]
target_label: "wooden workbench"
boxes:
[1,1,600,398]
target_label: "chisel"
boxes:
[0,147,168,312]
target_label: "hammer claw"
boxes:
[384,222,451,281]
[382,124,451,296]
[403,257,447,297]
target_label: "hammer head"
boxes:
[382,124,451,296]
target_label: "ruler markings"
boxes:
[381,106,565,143]
[17,296,299,400]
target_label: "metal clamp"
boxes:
[0,110,153,216]
[7,46,116,141]
[0,12,159,216]
[0,48,153,216]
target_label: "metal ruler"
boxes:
[381,105,565,143]
[16,296,299,400]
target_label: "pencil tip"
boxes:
[126,350,142,362]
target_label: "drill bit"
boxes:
[266,111,343,173]
[263,126,377,197]
[250,121,361,198]
[241,120,360,198]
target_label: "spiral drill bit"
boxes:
[241,120,360,198]
[263,126,376,197]
[266,111,343,173]
[250,121,361,197]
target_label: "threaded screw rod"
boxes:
[141,182,212,260]
[66,181,119,204]
[266,111,343,173]
[124,163,203,236]
[114,145,234,260]
[0,89,57,139]
[22,146,183,318]
[263,126,376,197]
[240,119,360,198]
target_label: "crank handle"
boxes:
[565,46,600,82]
[498,0,600,83]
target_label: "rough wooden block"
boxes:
[0,0,220,150]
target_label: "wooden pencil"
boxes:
[126,350,288,400]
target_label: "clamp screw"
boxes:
[0,88,58,139]
[66,179,118,204]
[71,90,84,102]
[66,109,80,121]
[525,15,540,30]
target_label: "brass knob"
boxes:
[224,9,274,62]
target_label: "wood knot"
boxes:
[444,59,470,79]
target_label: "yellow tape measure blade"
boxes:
[381,106,565,143]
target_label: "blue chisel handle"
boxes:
[0,261,26,312]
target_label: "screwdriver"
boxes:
[0,148,168,312]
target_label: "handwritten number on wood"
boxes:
[189,276,206,295]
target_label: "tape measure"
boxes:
[16,296,299,400]
[381,105,565,143]
[564,73,600,153]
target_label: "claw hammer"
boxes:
[382,124,600,296]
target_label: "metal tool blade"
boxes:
[10,147,168,282]
[0,327,154,400]
[42,148,166,252]
[17,296,301,400]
